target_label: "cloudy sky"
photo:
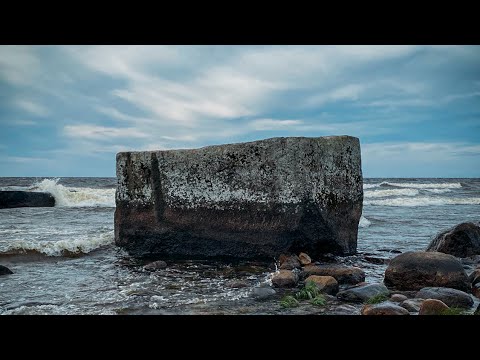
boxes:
[1,45,479,177]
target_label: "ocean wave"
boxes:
[380,182,462,189]
[364,197,480,207]
[0,231,114,257]
[363,184,379,189]
[29,179,115,207]
[364,189,419,198]
[359,216,371,228]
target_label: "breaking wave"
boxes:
[363,182,462,190]
[359,216,371,228]
[364,188,419,198]
[364,197,480,207]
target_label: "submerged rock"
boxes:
[384,251,470,292]
[144,260,167,271]
[0,191,55,209]
[426,222,480,258]
[298,252,312,266]
[226,280,249,288]
[272,270,298,288]
[419,299,450,315]
[416,287,474,308]
[303,264,365,285]
[400,298,424,312]
[114,136,363,259]
[0,265,13,275]
[337,283,389,303]
[251,286,276,300]
[305,275,339,295]
[361,301,409,315]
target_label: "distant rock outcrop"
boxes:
[115,136,363,259]
[426,222,480,258]
[0,191,55,209]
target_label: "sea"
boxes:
[0,177,479,315]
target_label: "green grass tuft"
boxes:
[280,295,300,308]
[366,294,389,304]
[296,281,320,300]
[311,294,327,306]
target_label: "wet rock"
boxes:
[390,294,408,302]
[298,252,312,266]
[114,136,363,259]
[426,222,480,258]
[469,269,480,286]
[303,264,365,285]
[0,191,55,209]
[226,280,249,288]
[144,260,167,271]
[379,249,402,254]
[251,286,276,300]
[384,251,470,292]
[416,287,474,308]
[364,256,389,265]
[400,298,424,312]
[419,299,450,315]
[475,304,480,315]
[272,270,298,288]
[279,255,301,270]
[472,283,480,299]
[361,301,409,315]
[0,265,13,275]
[305,275,339,295]
[337,283,389,303]
[332,304,359,315]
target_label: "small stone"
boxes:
[226,280,249,288]
[144,260,167,271]
[390,294,408,302]
[272,270,298,288]
[305,275,339,295]
[416,287,474,308]
[0,265,13,275]
[419,299,450,315]
[337,283,389,303]
[400,298,424,312]
[298,252,312,265]
[279,255,301,270]
[361,301,409,315]
[251,287,276,300]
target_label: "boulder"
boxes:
[384,251,470,292]
[298,252,312,265]
[475,304,480,316]
[361,301,409,315]
[303,264,365,285]
[144,260,167,271]
[390,294,408,302]
[337,283,389,303]
[279,255,301,270]
[469,269,480,286]
[272,270,298,288]
[251,286,276,300]
[0,191,55,209]
[114,136,363,259]
[0,265,13,275]
[426,222,480,257]
[400,298,424,312]
[305,275,339,295]
[419,299,450,315]
[416,287,474,308]
[472,283,480,299]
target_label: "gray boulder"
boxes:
[0,265,13,275]
[337,283,389,303]
[0,191,55,209]
[416,287,474,308]
[361,301,409,315]
[426,222,480,258]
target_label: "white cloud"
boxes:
[248,119,304,130]
[64,125,148,140]
[15,99,49,117]
[0,46,40,86]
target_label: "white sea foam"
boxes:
[364,197,480,207]
[364,188,419,198]
[363,182,461,190]
[0,231,114,256]
[424,188,452,194]
[30,178,115,207]
[363,184,380,189]
[359,215,371,228]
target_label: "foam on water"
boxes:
[364,196,480,207]
[359,215,371,228]
[364,188,419,198]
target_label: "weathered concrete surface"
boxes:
[115,136,363,259]
[0,191,55,209]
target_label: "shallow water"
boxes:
[0,177,479,315]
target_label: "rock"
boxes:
[472,283,480,299]
[475,304,480,315]
[305,275,339,295]
[419,299,450,315]
[279,255,301,270]
[384,251,470,292]
[272,270,298,288]
[390,294,408,302]
[469,269,480,286]
[416,287,474,308]
[298,252,312,265]
[0,191,55,209]
[0,265,13,275]
[144,260,167,271]
[337,283,390,303]
[401,298,424,312]
[364,256,389,265]
[226,280,249,288]
[114,136,363,259]
[361,301,409,315]
[251,286,276,300]
[303,264,365,285]
[426,222,480,258]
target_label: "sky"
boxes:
[0,45,479,178]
